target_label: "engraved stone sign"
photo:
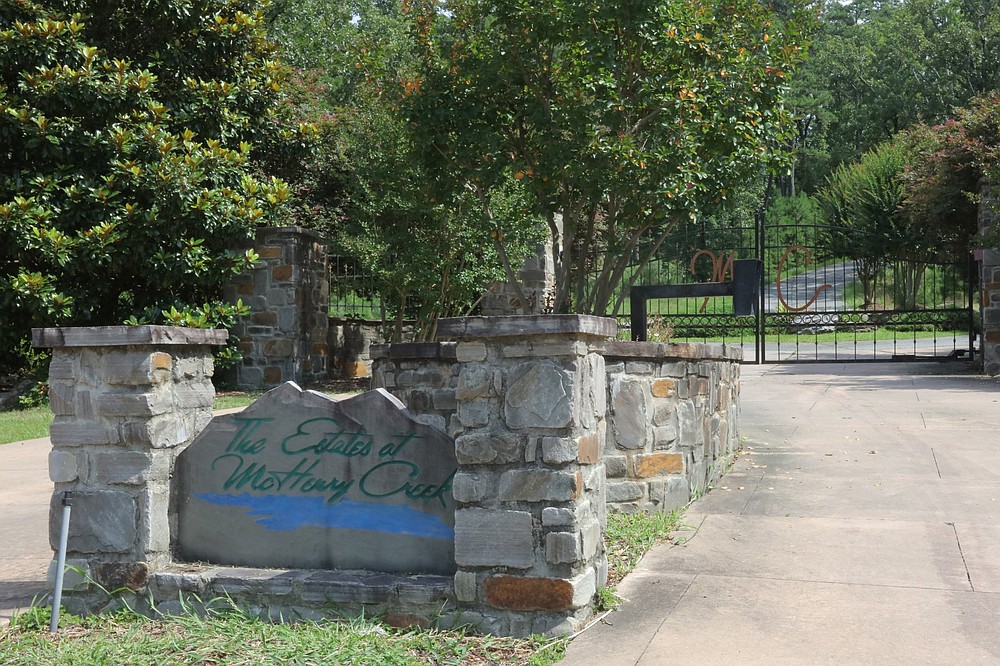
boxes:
[175,383,457,574]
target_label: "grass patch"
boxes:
[604,509,684,588]
[0,405,53,445]
[0,606,566,666]
[212,392,263,411]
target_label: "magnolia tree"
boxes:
[0,0,297,373]
[402,0,814,314]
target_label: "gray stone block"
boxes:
[48,449,80,483]
[93,451,158,486]
[499,469,580,502]
[452,471,495,503]
[610,376,650,450]
[541,506,579,527]
[396,576,452,604]
[455,432,523,465]
[653,423,678,449]
[454,508,534,568]
[606,481,643,503]
[504,362,573,429]
[432,388,457,410]
[458,400,491,428]
[604,455,628,478]
[454,570,478,602]
[545,531,582,564]
[300,572,394,603]
[455,363,496,401]
[580,517,601,559]
[51,490,137,554]
[541,436,578,464]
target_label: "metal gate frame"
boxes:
[626,214,978,364]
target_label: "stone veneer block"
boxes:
[610,377,649,449]
[633,452,684,478]
[498,469,581,502]
[454,509,534,568]
[50,490,137,554]
[504,362,573,429]
[455,432,523,465]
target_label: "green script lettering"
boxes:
[281,417,373,457]
[212,453,354,503]
[225,417,272,455]
[359,460,457,509]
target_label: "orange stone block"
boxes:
[577,433,600,464]
[150,352,172,372]
[344,361,370,378]
[986,330,1000,343]
[256,246,283,260]
[263,366,283,384]
[634,452,684,478]
[484,576,573,611]
[237,282,255,295]
[651,378,677,398]
[272,265,293,281]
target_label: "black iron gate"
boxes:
[623,214,977,363]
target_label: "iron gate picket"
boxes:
[623,214,977,363]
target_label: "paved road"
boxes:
[0,437,51,625]
[564,362,1000,665]
[763,260,858,314]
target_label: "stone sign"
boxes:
[175,383,458,574]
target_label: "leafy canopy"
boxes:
[0,0,295,372]
[403,0,815,314]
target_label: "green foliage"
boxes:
[403,0,815,315]
[269,0,545,339]
[0,0,295,372]
[781,0,1000,196]
[817,140,911,307]
[604,509,684,587]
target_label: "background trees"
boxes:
[0,0,296,373]
[403,0,814,315]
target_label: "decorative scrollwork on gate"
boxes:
[690,249,735,313]
[775,245,832,312]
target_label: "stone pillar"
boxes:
[32,326,225,606]
[481,229,557,316]
[980,182,1000,375]
[436,315,615,636]
[225,226,329,388]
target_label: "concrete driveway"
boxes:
[564,361,1000,665]
[0,437,51,625]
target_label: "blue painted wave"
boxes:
[194,493,454,539]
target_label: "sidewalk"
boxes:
[563,362,1000,665]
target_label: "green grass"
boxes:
[0,405,53,445]
[604,509,684,587]
[0,607,566,666]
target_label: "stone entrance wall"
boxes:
[372,337,742,515]
[603,342,741,512]
[33,319,625,636]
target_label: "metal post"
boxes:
[49,491,73,633]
